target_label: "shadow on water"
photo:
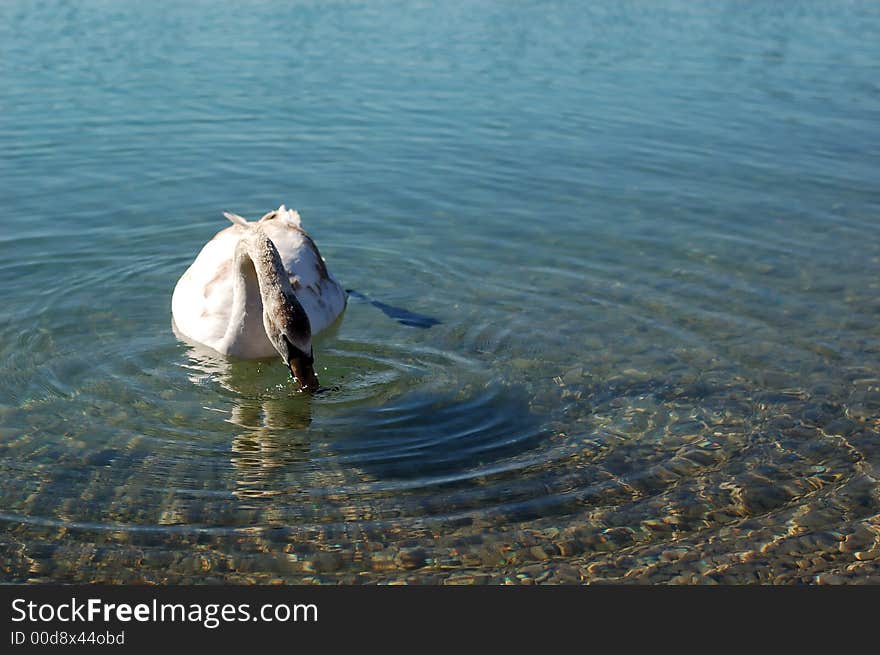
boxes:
[318,385,545,480]
[177,336,545,493]
[346,289,442,329]
[222,384,546,505]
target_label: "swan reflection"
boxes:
[176,334,546,507]
[176,337,320,500]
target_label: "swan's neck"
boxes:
[222,229,294,357]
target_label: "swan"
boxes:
[171,205,347,391]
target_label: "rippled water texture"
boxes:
[1,1,879,584]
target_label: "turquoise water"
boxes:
[1,0,879,583]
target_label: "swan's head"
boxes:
[284,340,320,394]
[264,304,320,393]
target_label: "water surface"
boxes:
[1,0,879,584]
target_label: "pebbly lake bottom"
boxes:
[2,209,879,585]
[3,326,879,584]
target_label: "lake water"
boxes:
[1,0,879,584]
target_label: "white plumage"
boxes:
[171,205,346,390]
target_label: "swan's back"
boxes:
[257,208,347,334]
[171,207,347,354]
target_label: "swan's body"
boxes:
[172,206,346,390]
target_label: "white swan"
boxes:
[171,205,347,391]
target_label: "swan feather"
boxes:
[172,206,346,357]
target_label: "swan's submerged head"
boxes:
[284,342,320,393]
[234,224,322,393]
[263,288,320,393]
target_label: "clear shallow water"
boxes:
[1,0,879,583]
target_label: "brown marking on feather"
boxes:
[203,259,232,297]
[301,233,330,279]
[272,220,329,279]
[290,276,302,290]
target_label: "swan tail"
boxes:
[258,205,302,227]
[282,208,302,227]
[222,211,250,227]
[223,207,301,228]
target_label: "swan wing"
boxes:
[171,207,346,354]
[171,224,244,351]
[259,207,347,335]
